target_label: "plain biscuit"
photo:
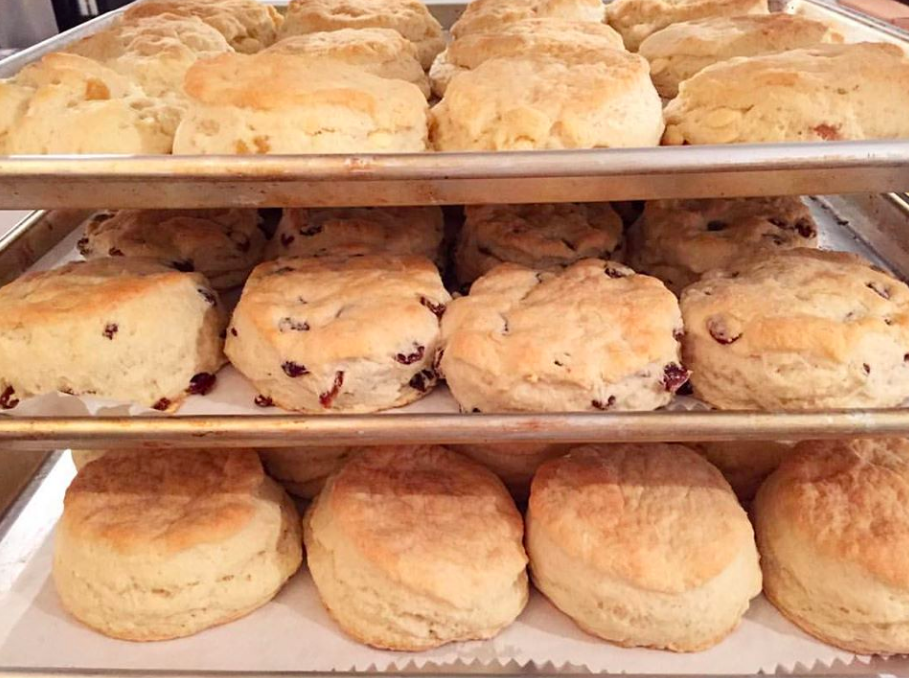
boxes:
[447,443,570,502]
[527,444,762,651]
[259,447,358,499]
[54,448,302,641]
[755,438,909,654]
[693,440,792,502]
[304,445,529,650]
[663,43,909,144]
[450,0,605,39]
[681,249,909,409]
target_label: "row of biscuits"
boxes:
[4,198,908,413]
[3,0,909,154]
[57,437,909,656]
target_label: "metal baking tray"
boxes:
[2,192,909,451]
[0,0,908,209]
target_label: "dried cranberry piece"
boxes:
[794,218,816,239]
[604,265,628,279]
[76,237,92,256]
[198,288,217,305]
[420,296,446,319]
[171,259,194,272]
[813,123,840,140]
[706,220,728,232]
[187,372,216,395]
[152,398,171,411]
[661,363,690,393]
[867,281,891,300]
[300,224,323,237]
[592,396,616,410]
[707,317,741,345]
[471,407,482,413]
[0,385,19,409]
[254,394,274,407]
[863,363,871,375]
[319,371,344,408]
[102,323,118,340]
[278,317,310,332]
[280,233,295,248]
[905,354,909,363]
[395,344,425,365]
[409,369,436,393]
[282,361,309,378]
[230,327,238,337]
[108,247,124,257]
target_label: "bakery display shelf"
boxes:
[1,1,909,209]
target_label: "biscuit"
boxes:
[450,0,606,39]
[680,249,909,409]
[455,203,624,286]
[173,53,428,154]
[430,19,624,97]
[266,207,444,264]
[693,440,791,502]
[0,258,226,412]
[278,0,444,68]
[66,14,233,99]
[527,444,762,651]
[54,448,302,641]
[430,55,663,151]
[606,0,769,51]
[639,14,843,98]
[663,42,909,145]
[77,209,266,291]
[226,255,451,413]
[440,259,687,413]
[123,0,282,53]
[267,29,430,98]
[70,449,108,471]
[626,197,818,295]
[754,438,909,654]
[304,445,528,650]
[448,443,570,501]
[0,53,181,155]
[259,447,357,499]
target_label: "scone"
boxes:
[430,55,663,151]
[430,19,625,97]
[259,447,357,499]
[54,448,302,641]
[693,440,791,502]
[266,29,430,98]
[0,53,180,155]
[70,449,109,471]
[527,444,762,651]
[639,14,843,98]
[450,0,606,39]
[680,249,909,409]
[278,0,444,69]
[226,255,451,413]
[0,259,226,412]
[754,438,909,654]
[440,259,687,413]
[663,43,909,145]
[266,206,444,264]
[77,209,266,291]
[455,203,624,286]
[448,443,570,502]
[606,0,769,51]
[173,53,428,154]
[304,445,529,650]
[66,14,233,99]
[626,197,819,294]
[123,0,283,53]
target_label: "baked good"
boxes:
[0,258,226,412]
[0,53,180,155]
[54,448,302,641]
[450,0,606,39]
[527,444,761,651]
[226,255,451,413]
[266,29,430,98]
[693,440,791,502]
[606,0,769,51]
[663,42,909,145]
[455,203,624,285]
[259,447,357,498]
[430,19,624,97]
[626,197,818,295]
[440,259,687,413]
[639,14,843,98]
[266,206,444,264]
[304,445,528,650]
[70,449,108,471]
[278,0,444,68]
[66,14,233,99]
[173,53,428,154]
[680,249,909,409]
[123,0,283,53]
[754,437,909,654]
[77,209,266,290]
[448,443,569,502]
[430,55,663,151]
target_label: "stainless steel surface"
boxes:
[0,0,58,50]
